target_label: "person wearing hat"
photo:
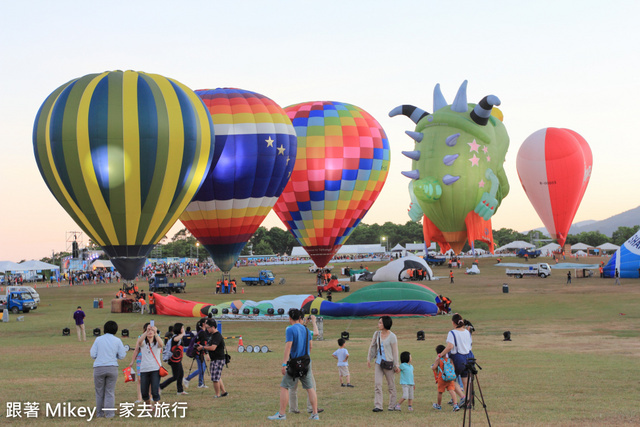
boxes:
[73,306,86,342]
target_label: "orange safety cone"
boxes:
[238,336,243,349]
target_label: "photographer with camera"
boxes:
[437,313,474,402]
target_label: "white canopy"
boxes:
[571,243,594,251]
[495,241,535,251]
[539,243,561,253]
[0,261,23,273]
[574,250,588,256]
[19,260,60,270]
[597,243,620,251]
[390,244,405,252]
[91,259,114,269]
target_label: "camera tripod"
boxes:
[461,359,491,426]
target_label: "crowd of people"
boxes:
[88,311,475,420]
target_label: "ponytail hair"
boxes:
[452,313,464,328]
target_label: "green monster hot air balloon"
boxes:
[33,70,214,280]
[390,81,510,254]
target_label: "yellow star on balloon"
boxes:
[265,136,274,147]
[277,145,286,155]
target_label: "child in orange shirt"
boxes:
[431,344,464,411]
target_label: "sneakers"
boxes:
[453,404,460,412]
[307,408,324,413]
[433,403,442,410]
[182,379,189,388]
[394,404,402,411]
[220,392,229,397]
[447,399,453,405]
[198,384,209,389]
[309,413,320,420]
[346,383,355,388]
[372,408,383,412]
[289,410,300,414]
[458,397,466,407]
[267,412,286,420]
[177,391,188,395]
[408,406,413,411]
[341,384,346,387]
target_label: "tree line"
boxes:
[40,223,640,264]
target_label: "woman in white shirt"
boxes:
[136,325,164,404]
[438,313,473,396]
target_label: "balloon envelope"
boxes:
[180,88,297,273]
[274,101,390,267]
[516,128,592,247]
[33,70,214,279]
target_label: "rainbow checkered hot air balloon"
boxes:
[180,88,297,273]
[273,101,390,268]
[33,70,214,280]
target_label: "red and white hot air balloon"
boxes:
[516,128,592,247]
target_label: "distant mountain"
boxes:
[526,206,640,237]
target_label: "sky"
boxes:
[1,0,639,261]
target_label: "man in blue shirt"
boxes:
[73,306,86,342]
[268,309,319,421]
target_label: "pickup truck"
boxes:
[425,255,446,266]
[506,263,552,278]
[517,248,542,258]
[2,290,38,313]
[242,270,275,286]
[148,273,186,294]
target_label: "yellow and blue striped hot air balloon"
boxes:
[33,70,214,280]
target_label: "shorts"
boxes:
[437,378,456,393]
[338,366,350,377]
[402,384,414,400]
[281,361,314,390]
[210,359,225,382]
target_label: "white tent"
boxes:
[405,242,436,252]
[574,250,588,256]
[495,241,535,251]
[390,244,404,252]
[91,259,114,269]
[539,243,561,254]
[597,243,620,251]
[0,261,23,273]
[570,243,594,251]
[19,260,60,271]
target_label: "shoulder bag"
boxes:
[149,342,169,377]
[378,332,394,370]
[286,326,311,378]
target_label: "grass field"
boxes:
[1,256,639,426]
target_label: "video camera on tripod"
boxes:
[464,357,481,375]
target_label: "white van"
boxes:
[6,286,40,304]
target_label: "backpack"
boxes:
[438,357,457,382]
[162,335,175,362]
[185,335,199,358]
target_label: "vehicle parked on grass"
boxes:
[425,255,446,266]
[148,273,186,294]
[6,286,40,304]
[506,263,552,278]
[242,270,275,286]
[517,248,542,258]
[2,290,38,313]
